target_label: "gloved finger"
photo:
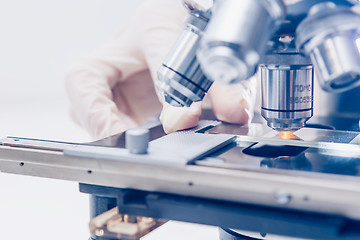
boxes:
[66,1,161,140]
[160,102,202,134]
[208,77,257,124]
[65,63,139,140]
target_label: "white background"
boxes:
[0,1,218,239]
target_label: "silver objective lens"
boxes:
[197,0,285,84]
[261,64,314,131]
[296,2,360,92]
[158,11,212,107]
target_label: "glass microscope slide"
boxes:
[207,123,360,155]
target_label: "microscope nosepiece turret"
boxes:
[158,0,360,132]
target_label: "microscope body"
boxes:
[158,0,360,131]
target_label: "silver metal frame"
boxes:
[1,130,360,221]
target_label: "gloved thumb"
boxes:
[208,77,257,125]
[160,102,202,134]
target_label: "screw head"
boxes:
[274,191,292,205]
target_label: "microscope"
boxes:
[158,0,360,132]
[4,1,360,240]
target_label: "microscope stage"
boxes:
[1,119,360,222]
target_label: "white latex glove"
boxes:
[65,0,257,140]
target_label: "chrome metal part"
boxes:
[159,1,360,132]
[157,11,212,107]
[197,0,285,83]
[183,0,213,12]
[261,64,314,131]
[261,109,312,132]
[125,128,149,154]
[296,2,360,92]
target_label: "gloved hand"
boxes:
[65,0,257,140]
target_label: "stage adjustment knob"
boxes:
[125,128,149,154]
